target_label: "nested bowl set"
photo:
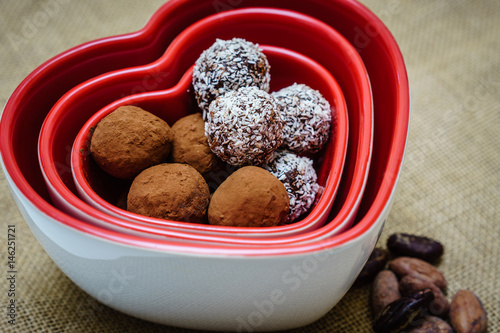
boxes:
[0,0,409,331]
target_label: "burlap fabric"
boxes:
[0,1,498,332]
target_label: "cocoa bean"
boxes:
[449,290,487,333]
[356,247,390,284]
[426,316,454,332]
[372,270,401,316]
[387,233,444,262]
[406,316,453,332]
[389,257,447,290]
[399,275,450,317]
[373,289,435,333]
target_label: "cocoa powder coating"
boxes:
[169,113,221,176]
[127,163,210,223]
[208,166,289,227]
[90,105,173,179]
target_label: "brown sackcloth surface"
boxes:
[0,0,499,332]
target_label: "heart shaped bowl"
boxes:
[70,45,349,239]
[39,7,372,241]
[0,1,409,330]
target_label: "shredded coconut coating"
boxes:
[263,150,320,223]
[272,83,332,154]
[205,86,284,166]
[192,38,271,114]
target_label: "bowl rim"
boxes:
[38,6,372,245]
[0,0,409,256]
[69,44,349,238]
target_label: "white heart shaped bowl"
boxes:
[0,0,409,331]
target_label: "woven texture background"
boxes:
[0,0,499,332]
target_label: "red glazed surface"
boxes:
[71,45,349,238]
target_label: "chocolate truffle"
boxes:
[263,150,320,223]
[127,163,210,223]
[192,38,271,113]
[272,83,332,154]
[90,105,173,179]
[208,166,289,227]
[169,113,221,177]
[205,86,284,166]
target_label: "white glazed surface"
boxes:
[4,157,391,331]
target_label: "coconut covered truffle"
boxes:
[205,86,284,166]
[127,163,210,223]
[208,166,289,227]
[263,150,320,223]
[169,113,221,177]
[192,38,271,113]
[272,83,332,154]
[90,105,173,179]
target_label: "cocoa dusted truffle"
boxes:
[208,166,289,227]
[263,150,320,223]
[169,113,221,177]
[90,105,173,179]
[192,38,271,113]
[127,163,210,223]
[272,83,332,154]
[205,86,284,166]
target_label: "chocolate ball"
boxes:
[127,163,210,223]
[208,166,289,227]
[169,113,221,177]
[205,86,284,166]
[90,105,173,179]
[272,83,332,154]
[263,150,321,223]
[192,38,271,113]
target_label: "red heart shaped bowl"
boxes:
[70,45,349,239]
[38,7,371,242]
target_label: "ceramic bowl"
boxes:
[70,45,349,237]
[4,173,389,331]
[0,0,409,330]
[39,7,372,240]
